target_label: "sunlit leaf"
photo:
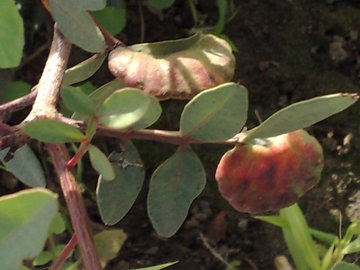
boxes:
[89,145,115,181]
[0,145,46,187]
[332,262,360,270]
[0,0,24,68]
[147,147,206,237]
[94,230,127,268]
[0,189,58,270]
[342,237,360,255]
[180,83,248,141]
[97,141,145,225]
[245,93,359,141]
[99,88,160,130]
[22,119,85,143]
[280,204,321,270]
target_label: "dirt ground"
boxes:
[3,0,360,269]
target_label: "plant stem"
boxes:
[0,89,37,121]
[47,144,101,270]
[49,234,77,270]
[25,24,71,120]
[23,23,102,270]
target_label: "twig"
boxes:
[96,125,242,145]
[49,234,78,270]
[24,24,71,121]
[0,89,37,121]
[46,144,101,270]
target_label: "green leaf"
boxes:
[245,93,359,141]
[99,88,160,130]
[33,251,53,266]
[94,230,127,268]
[0,0,24,68]
[92,5,126,35]
[180,83,248,141]
[309,228,337,246]
[61,86,96,115]
[62,53,107,87]
[255,215,288,228]
[147,147,206,237]
[280,204,321,270]
[97,141,145,225]
[49,0,105,53]
[89,145,115,181]
[132,262,178,270]
[147,0,175,10]
[0,189,58,270]
[0,145,46,187]
[130,32,201,55]
[77,0,106,10]
[332,262,360,270]
[131,94,162,130]
[214,0,227,34]
[22,119,85,143]
[342,237,360,255]
[49,212,66,234]
[73,80,125,121]
[1,81,31,103]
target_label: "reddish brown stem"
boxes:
[50,234,78,270]
[46,144,101,270]
[0,89,37,121]
[66,139,90,169]
[93,16,124,49]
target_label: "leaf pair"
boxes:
[97,142,206,238]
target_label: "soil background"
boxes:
[3,0,360,269]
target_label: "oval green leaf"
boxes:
[147,147,206,238]
[131,94,162,130]
[61,86,95,115]
[94,230,127,268]
[92,5,126,35]
[49,0,105,53]
[22,119,85,143]
[97,141,145,225]
[0,189,58,270]
[180,83,248,141]
[0,0,24,68]
[89,144,115,181]
[245,93,359,141]
[0,145,46,187]
[99,88,159,130]
[62,53,107,87]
